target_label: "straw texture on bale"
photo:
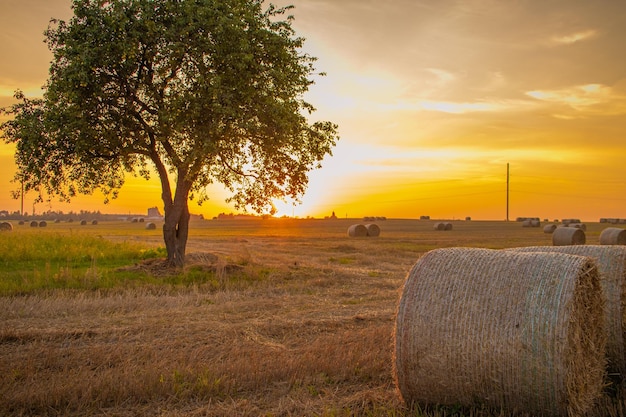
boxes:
[553,226,586,246]
[600,228,626,246]
[347,224,367,237]
[544,224,557,234]
[510,245,626,378]
[394,248,606,417]
[0,221,13,231]
[145,222,157,230]
[365,223,380,237]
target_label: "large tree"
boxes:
[1,0,338,267]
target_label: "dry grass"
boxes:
[1,219,624,416]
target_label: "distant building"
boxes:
[147,206,163,218]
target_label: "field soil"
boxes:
[0,218,619,416]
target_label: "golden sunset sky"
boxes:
[1,0,626,220]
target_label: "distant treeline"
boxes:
[0,210,142,222]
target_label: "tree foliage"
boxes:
[1,0,339,266]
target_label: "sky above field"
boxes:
[1,0,626,221]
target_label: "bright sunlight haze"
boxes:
[1,0,626,221]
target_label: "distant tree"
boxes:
[1,0,338,267]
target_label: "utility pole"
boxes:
[506,163,510,222]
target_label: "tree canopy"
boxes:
[1,0,339,267]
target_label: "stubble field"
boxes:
[0,218,622,416]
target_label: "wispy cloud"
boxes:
[0,83,44,99]
[525,83,626,114]
[550,29,598,45]
[425,68,457,86]
[414,100,498,114]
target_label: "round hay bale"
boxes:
[347,224,367,237]
[145,222,157,230]
[433,222,445,231]
[131,218,138,223]
[444,222,452,231]
[522,219,540,227]
[600,227,626,246]
[139,218,145,223]
[543,224,557,234]
[553,226,586,246]
[365,223,380,237]
[394,248,606,417]
[18,220,24,225]
[80,220,87,226]
[510,245,626,378]
[0,221,13,231]
[38,221,47,227]
[29,220,38,227]
[570,223,586,231]
[91,220,98,225]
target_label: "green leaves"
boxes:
[1,0,338,224]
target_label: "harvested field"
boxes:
[0,219,623,416]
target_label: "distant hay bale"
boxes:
[522,219,540,227]
[510,245,626,378]
[0,221,13,231]
[562,218,581,227]
[91,220,98,225]
[600,227,626,246]
[18,220,24,225]
[38,221,47,228]
[365,223,380,237]
[553,226,586,246]
[29,220,38,227]
[433,222,453,230]
[570,223,586,231]
[131,218,138,223]
[145,222,157,230]
[394,248,606,417]
[543,224,557,234]
[80,220,87,226]
[139,218,145,223]
[347,224,367,237]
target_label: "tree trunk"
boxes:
[162,198,190,268]
[151,151,193,268]
[161,169,193,268]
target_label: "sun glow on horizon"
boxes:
[2,1,626,222]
